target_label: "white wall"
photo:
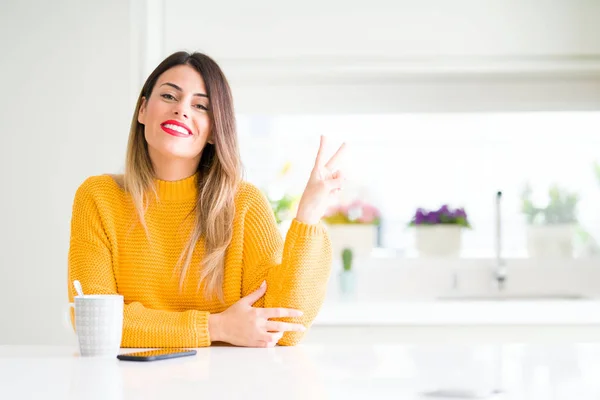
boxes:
[0,0,139,345]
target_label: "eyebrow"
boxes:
[160,82,208,98]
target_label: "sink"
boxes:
[437,294,588,301]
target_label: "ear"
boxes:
[137,97,147,124]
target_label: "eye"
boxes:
[160,93,176,100]
[194,104,209,111]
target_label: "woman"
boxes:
[67,51,345,348]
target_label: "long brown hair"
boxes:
[123,51,242,301]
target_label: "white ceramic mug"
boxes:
[65,295,124,357]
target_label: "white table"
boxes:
[2,343,600,399]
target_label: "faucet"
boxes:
[494,191,507,290]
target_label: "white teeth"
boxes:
[163,123,191,135]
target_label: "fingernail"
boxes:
[260,280,266,288]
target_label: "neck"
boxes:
[149,149,201,181]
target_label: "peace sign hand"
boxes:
[295,136,347,225]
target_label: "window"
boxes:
[238,112,600,258]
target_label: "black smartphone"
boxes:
[117,348,197,362]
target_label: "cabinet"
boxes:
[143,0,600,112]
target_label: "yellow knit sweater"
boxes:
[67,173,332,347]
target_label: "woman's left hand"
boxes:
[295,135,347,225]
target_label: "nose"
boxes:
[173,103,190,119]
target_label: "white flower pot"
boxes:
[339,270,356,297]
[526,224,574,258]
[415,225,462,258]
[326,224,377,261]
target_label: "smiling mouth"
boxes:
[161,123,192,138]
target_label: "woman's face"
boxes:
[137,64,212,165]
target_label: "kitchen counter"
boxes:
[2,343,600,399]
[314,299,600,326]
[316,256,600,326]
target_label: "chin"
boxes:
[151,144,201,161]
[165,150,201,160]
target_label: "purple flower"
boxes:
[410,204,471,228]
[414,208,426,224]
[427,211,439,223]
[455,208,467,218]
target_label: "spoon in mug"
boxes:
[73,280,84,297]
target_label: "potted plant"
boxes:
[339,248,356,296]
[323,199,380,260]
[265,162,299,236]
[409,205,471,257]
[521,183,579,258]
[267,193,299,234]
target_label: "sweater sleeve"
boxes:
[241,186,332,346]
[67,178,211,348]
